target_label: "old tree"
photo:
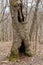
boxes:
[9,0,41,61]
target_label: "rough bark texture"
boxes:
[9,0,41,60]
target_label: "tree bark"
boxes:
[9,0,41,59]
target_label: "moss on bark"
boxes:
[11,0,18,7]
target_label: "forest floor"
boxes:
[0,42,43,65]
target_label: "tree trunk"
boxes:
[29,0,41,54]
[9,0,41,60]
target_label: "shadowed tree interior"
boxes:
[18,40,25,55]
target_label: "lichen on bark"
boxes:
[11,0,19,7]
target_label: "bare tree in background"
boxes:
[0,0,13,41]
[29,0,41,53]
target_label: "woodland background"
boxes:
[0,0,43,65]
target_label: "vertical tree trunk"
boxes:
[1,0,4,41]
[29,0,41,54]
[9,0,41,60]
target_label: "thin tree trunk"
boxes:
[29,0,41,53]
[29,0,41,41]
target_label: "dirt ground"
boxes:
[0,42,43,65]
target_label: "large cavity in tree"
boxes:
[18,40,25,55]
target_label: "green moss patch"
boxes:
[9,54,19,62]
[25,51,35,57]
[11,0,18,6]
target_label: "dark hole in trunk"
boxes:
[18,40,25,55]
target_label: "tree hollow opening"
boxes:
[18,40,25,55]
